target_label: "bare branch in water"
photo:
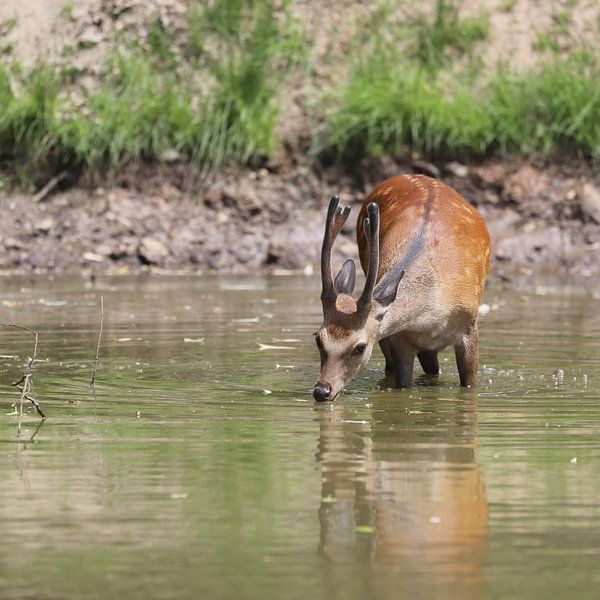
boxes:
[15,384,45,419]
[0,324,45,434]
[90,296,104,390]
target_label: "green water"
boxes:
[1,275,600,600]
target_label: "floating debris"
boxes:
[355,525,375,534]
[184,337,205,344]
[570,457,578,464]
[2,300,23,309]
[221,284,264,291]
[478,303,491,316]
[429,516,442,524]
[233,317,260,323]
[38,299,69,306]
[257,343,294,351]
[321,495,336,504]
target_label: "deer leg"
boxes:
[454,324,479,388]
[417,350,439,375]
[388,337,416,389]
[379,338,394,374]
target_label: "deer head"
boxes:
[313,197,404,401]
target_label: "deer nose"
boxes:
[313,382,332,402]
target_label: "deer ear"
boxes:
[334,259,356,295]
[373,269,404,308]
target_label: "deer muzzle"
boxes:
[313,381,333,402]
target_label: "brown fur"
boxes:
[357,175,490,318]
[315,174,490,398]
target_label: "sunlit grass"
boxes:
[1,0,599,182]
[314,46,600,161]
[0,65,60,165]
[0,0,303,178]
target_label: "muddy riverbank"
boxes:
[1,156,600,281]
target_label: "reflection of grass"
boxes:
[315,46,600,161]
[0,0,302,180]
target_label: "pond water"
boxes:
[1,275,600,600]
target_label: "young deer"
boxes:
[313,174,490,402]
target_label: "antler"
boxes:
[357,202,380,319]
[321,196,351,313]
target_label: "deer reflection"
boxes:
[316,392,488,596]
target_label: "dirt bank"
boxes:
[1,156,599,282]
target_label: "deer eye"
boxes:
[353,343,367,355]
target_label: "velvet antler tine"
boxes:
[321,196,351,313]
[321,196,339,304]
[358,203,380,316]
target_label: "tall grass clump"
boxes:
[57,52,197,170]
[73,0,302,172]
[315,44,600,161]
[312,44,493,161]
[184,0,303,168]
[0,65,60,165]
[487,52,600,157]
[0,0,303,179]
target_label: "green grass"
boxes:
[312,1,599,162]
[0,65,60,165]
[314,45,600,161]
[60,2,74,19]
[410,0,489,69]
[0,0,303,180]
[56,52,196,169]
[1,0,599,184]
[488,53,600,157]
[533,31,561,53]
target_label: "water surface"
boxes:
[1,275,600,599]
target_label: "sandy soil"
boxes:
[3,0,598,70]
[1,0,98,64]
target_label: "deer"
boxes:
[313,174,490,402]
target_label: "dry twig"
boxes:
[90,296,104,390]
[0,324,46,435]
[32,171,67,203]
